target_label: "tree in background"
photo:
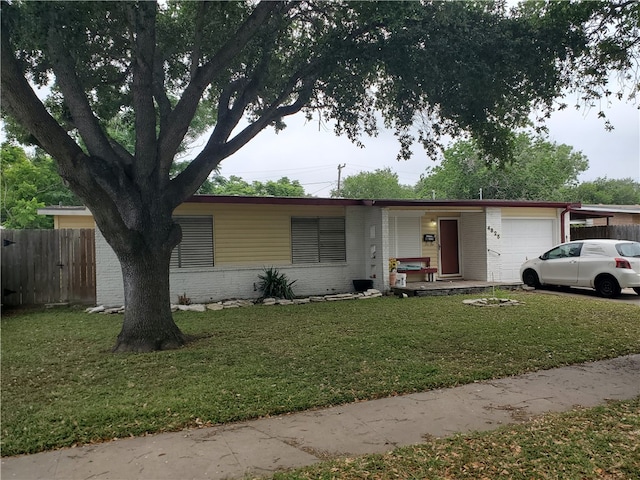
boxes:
[1,143,78,228]
[332,168,416,199]
[206,175,306,197]
[416,134,589,201]
[561,177,640,205]
[2,1,638,351]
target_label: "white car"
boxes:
[520,239,640,298]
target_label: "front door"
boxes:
[439,218,460,276]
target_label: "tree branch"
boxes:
[127,2,159,184]
[209,65,266,146]
[222,78,315,158]
[190,1,207,80]
[157,1,285,170]
[166,73,316,208]
[1,17,145,247]
[44,10,125,167]
[1,27,85,172]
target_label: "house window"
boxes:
[291,217,346,263]
[170,216,214,268]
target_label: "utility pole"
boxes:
[336,163,346,196]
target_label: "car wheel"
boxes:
[522,269,540,288]
[595,275,621,298]
[633,287,640,296]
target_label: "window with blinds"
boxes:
[170,216,214,268]
[291,217,346,264]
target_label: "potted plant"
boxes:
[389,258,398,287]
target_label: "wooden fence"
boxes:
[1,229,96,306]
[571,225,640,242]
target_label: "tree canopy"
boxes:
[331,168,415,199]
[204,175,306,197]
[416,133,589,201]
[561,177,640,205]
[1,143,78,228]
[2,0,638,351]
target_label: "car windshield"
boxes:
[616,242,640,257]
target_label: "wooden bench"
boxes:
[395,257,438,282]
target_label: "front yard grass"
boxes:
[270,398,640,480]
[2,291,639,456]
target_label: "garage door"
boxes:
[501,219,555,282]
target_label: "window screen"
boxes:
[291,217,346,264]
[170,216,214,268]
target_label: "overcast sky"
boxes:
[204,94,639,198]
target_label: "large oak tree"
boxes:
[1,1,637,351]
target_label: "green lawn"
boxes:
[2,291,639,457]
[269,398,640,480]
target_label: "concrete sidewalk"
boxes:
[3,354,639,480]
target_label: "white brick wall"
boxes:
[485,207,503,282]
[95,229,125,306]
[345,206,387,292]
[168,264,356,304]
[345,206,366,283]
[379,209,391,290]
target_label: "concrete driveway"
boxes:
[530,286,639,305]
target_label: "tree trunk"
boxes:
[112,245,185,353]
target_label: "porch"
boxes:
[390,280,524,297]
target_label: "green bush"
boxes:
[258,267,297,299]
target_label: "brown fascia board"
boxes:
[186,195,364,206]
[367,199,579,209]
[570,208,615,219]
[187,195,578,209]
[39,197,578,211]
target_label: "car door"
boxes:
[538,242,582,286]
[574,242,609,287]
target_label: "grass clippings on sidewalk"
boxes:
[2,291,639,456]
[271,398,640,480]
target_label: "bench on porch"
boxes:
[395,257,438,282]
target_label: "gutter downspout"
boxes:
[561,203,580,242]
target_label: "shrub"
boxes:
[258,267,297,300]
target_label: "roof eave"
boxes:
[186,195,576,209]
